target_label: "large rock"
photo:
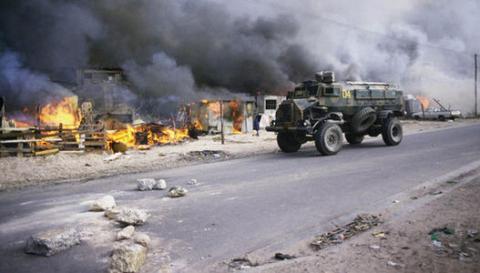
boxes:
[106,207,150,226]
[25,228,81,256]
[133,233,151,248]
[136,178,156,191]
[137,178,167,191]
[154,179,167,190]
[90,195,116,212]
[168,186,188,198]
[117,226,135,241]
[109,243,147,273]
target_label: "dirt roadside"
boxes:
[0,119,478,191]
[242,167,480,273]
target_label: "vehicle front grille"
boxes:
[276,103,293,123]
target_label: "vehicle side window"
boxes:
[265,100,277,110]
[324,87,340,97]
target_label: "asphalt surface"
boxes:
[0,124,479,273]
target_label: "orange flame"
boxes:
[106,124,189,150]
[416,96,430,110]
[39,96,82,129]
[229,100,243,134]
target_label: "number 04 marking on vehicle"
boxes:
[342,89,352,99]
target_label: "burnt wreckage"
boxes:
[266,71,405,155]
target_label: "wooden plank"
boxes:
[0,148,33,153]
[0,138,62,144]
[33,148,59,156]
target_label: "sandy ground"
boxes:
[243,169,480,273]
[0,119,478,191]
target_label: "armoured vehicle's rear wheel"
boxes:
[382,117,403,146]
[315,123,343,155]
[345,134,364,145]
[351,107,377,133]
[277,132,301,153]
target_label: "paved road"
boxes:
[1,124,480,273]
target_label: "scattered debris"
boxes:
[168,186,188,198]
[188,178,198,185]
[106,207,150,226]
[117,226,135,241]
[109,242,147,273]
[228,257,256,270]
[372,231,387,238]
[467,229,478,238]
[137,178,167,191]
[369,244,381,250]
[25,227,81,256]
[274,253,295,260]
[311,214,381,250]
[133,232,151,248]
[392,200,400,204]
[386,260,403,268]
[90,195,116,211]
[429,227,455,235]
[432,240,442,248]
[182,150,229,161]
[104,152,123,162]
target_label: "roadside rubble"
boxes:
[105,207,150,226]
[182,150,229,161]
[117,226,135,241]
[168,186,188,198]
[136,178,167,191]
[24,227,82,256]
[274,253,295,260]
[90,195,117,211]
[311,214,381,250]
[109,242,147,273]
[228,257,257,270]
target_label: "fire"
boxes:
[106,123,190,150]
[228,100,243,134]
[416,96,430,110]
[9,96,81,128]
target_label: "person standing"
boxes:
[253,114,261,136]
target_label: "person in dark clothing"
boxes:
[253,114,261,136]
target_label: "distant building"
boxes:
[76,69,135,125]
[255,95,285,128]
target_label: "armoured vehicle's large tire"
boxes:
[277,132,301,153]
[315,123,343,155]
[351,107,377,133]
[382,117,403,146]
[345,134,364,145]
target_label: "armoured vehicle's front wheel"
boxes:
[382,117,403,146]
[315,123,343,155]
[277,132,301,153]
[345,134,364,145]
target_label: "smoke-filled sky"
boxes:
[0,0,478,115]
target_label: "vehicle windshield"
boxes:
[293,83,318,98]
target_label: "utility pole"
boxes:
[475,54,478,117]
[220,100,225,145]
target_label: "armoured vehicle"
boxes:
[266,71,405,155]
